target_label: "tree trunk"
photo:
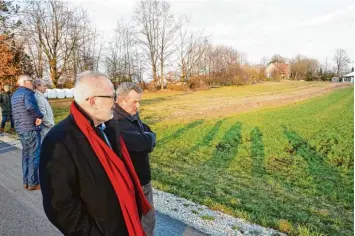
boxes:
[160,63,164,90]
[49,59,58,87]
[180,59,186,82]
[152,66,157,86]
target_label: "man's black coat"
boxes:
[39,106,140,236]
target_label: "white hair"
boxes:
[74,71,110,104]
[17,75,32,86]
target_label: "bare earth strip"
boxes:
[169,83,352,120]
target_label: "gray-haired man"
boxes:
[11,75,43,191]
[33,79,54,141]
[109,82,156,236]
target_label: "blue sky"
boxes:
[70,0,354,67]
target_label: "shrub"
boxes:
[166,82,189,91]
[146,82,158,92]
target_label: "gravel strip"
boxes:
[153,189,285,236]
[0,133,285,236]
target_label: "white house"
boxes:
[342,72,354,83]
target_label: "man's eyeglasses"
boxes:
[85,94,116,101]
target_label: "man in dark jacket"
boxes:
[39,71,150,236]
[0,84,14,132]
[11,75,43,191]
[111,82,156,236]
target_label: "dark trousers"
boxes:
[1,115,14,128]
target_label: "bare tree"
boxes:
[21,0,87,86]
[290,55,320,80]
[207,45,246,74]
[134,0,176,89]
[105,19,137,86]
[75,25,103,72]
[259,56,269,66]
[134,0,160,85]
[24,36,46,78]
[131,48,147,84]
[333,48,350,77]
[269,54,286,64]
[176,15,208,81]
[157,1,176,89]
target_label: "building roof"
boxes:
[344,71,354,77]
[268,63,290,74]
[274,63,289,73]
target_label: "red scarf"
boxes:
[70,102,151,236]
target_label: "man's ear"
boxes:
[117,96,124,104]
[88,97,97,109]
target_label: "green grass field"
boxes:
[50,82,354,235]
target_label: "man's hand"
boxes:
[144,131,156,150]
[35,118,42,126]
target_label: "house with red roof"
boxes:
[265,62,291,79]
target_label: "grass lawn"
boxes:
[50,81,354,235]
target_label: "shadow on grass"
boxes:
[183,119,225,155]
[204,121,242,170]
[152,123,353,236]
[251,127,265,177]
[153,120,243,200]
[284,127,353,203]
[158,119,204,146]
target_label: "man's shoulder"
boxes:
[13,87,32,97]
[11,88,25,103]
[44,115,79,143]
[116,117,136,130]
[12,88,22,96]
[34,91,44,100]
[113,108,126,120]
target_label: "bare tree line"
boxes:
[1,0,352,88]
[19,0,103,87]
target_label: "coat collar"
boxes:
[113,103,137,122]
[35,90,44,97]
[19,86,34,93]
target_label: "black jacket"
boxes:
[39,104,139,236]
[0,91,12,116]
[109,104,156,186]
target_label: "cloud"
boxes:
[204,23,236,35]
[299,5,354,26]
[263,5,354,34]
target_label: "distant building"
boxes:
[331,77,340,83]
[265,63,291,79]
[342,72,354,83]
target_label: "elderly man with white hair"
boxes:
[39,71,151,236]
[33,79,54,141]
[11,75,43,191]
